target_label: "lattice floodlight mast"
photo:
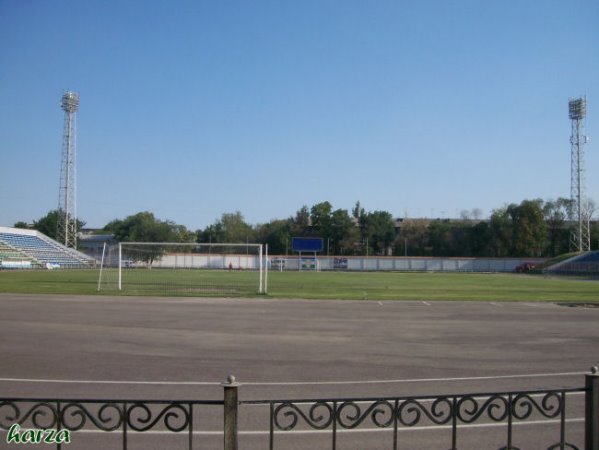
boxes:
[57,91,79,249]
[569,96,590,253]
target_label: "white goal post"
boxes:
[97,242,267,295]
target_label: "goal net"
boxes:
[270,257,320,271]
[97,242,266,296]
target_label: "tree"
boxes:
[361,211,395,255]
[13,221,30,229]
[290,205,310,236]
[471,208,483,220]
[469,221,492,256]
[173,225,197,243]
[591,221,599,251]
[104,212,194,264]
[330,208,359,255]
[488,200,547,257]
[105,211,189,243]
[196,223,223,243]
[428,220,456,256]
[255,219,292,254]
[459,208,483,221]
[352,201,365,220]
[508,199,547,257]
[310,201,333,238]
[220,212,254,243]
[197,211,254,244]
[488,207,512,257]
[33,210,85,242]
[395,219,429,256]
[543,198,572,256]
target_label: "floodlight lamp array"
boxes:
[568,97,586,120]
[61,91,79,113]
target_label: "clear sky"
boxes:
[1,0,597,230]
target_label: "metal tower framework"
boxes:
[57,91,79,249]
[569,96,590,253]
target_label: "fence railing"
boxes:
[0,397,222,449]
[1,369,598,450]
[247,388,586,450]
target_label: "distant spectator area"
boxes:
[544,251,599,275]
[0,226,95,269]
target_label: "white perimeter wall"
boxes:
[152,253,546,273]
[327,257,547,272]
[152,253,260,270]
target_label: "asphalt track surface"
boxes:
[0,293,598,449]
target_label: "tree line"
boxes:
[15,198,598,258]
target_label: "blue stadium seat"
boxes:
[545,250,599,275]
[0,230,95,268]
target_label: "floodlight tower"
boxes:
[57,91,79,248]
[568,96,590,253]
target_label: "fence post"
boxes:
[587,365,599,450]
[223,375,240,450]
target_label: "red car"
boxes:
[515,262,537,273]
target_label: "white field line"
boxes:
[0,371,586,386]
[0,378,221,385]
[242,371,587,386]
[0,418,584,436]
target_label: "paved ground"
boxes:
[0,293,597,449]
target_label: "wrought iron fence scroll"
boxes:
[254,388,586,450]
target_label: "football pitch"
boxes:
[0,269,597,302]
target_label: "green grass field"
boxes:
[0,268,597,301]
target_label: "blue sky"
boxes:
[1,0,597,230]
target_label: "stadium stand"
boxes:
[543,250,599,275]
[0,226,96,269]
[0,239,41,269]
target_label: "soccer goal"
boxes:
[97,242,266,296]
[270,257,320,272]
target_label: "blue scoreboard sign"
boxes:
[292,237,324,252]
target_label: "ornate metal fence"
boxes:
[250,388,585,450]
[0,398,222,450]
[1,369,598,450]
